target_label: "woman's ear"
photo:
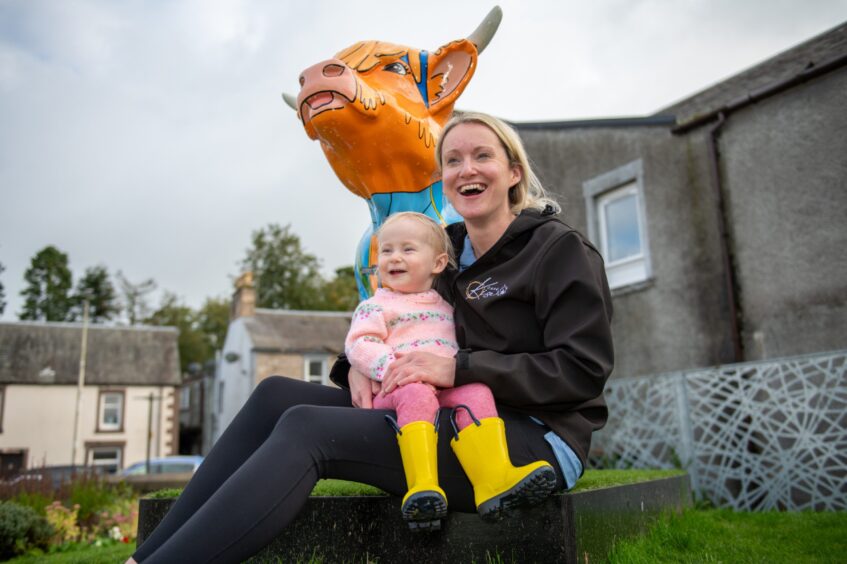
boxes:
[510,163,523,188]
[432,253,449,275]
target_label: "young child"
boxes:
[345,212,555,529]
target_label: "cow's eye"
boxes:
[383,62,407,75]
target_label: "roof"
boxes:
[243,309,352,354]
[0,321,181,386]
[512,115,677,131]
[656,22,847,123]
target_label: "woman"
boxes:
[129,112,613,563]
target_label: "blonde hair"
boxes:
[435,112,560,215]
[377,212,457,270]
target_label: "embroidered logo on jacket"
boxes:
[465,277,509,300]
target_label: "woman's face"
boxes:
[440,122,521,225]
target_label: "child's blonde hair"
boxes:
[377,212,457,270]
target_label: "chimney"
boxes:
[231,271,256,320]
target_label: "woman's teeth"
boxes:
[459,184,485,195]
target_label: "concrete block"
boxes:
[137,474,691,563]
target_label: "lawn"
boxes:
[607,508,847,563]
[10,472,843,563]
[8,507,845,563]
[6,542,135,564]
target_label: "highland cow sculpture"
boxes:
[284,7,502,298]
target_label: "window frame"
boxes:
[303,355,329,386]
[97,389,125,433]
[85,442,124,474]
[583,159,652,290]
[0,385,5,433]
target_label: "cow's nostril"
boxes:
[323,64,346,78]
[299,75,305,87]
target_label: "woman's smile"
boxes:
[440,122,521,226]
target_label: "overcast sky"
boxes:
[2,0,846,320]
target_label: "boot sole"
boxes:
[477,466,557,523]
[402,490,448,532]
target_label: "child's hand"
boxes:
[349,368,374,409]
[372,380,382,395]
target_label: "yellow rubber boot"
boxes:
[450,417,557,522]
[396,421,448,531]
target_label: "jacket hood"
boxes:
[446,206,563,265]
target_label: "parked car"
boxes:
[120,455,204,476]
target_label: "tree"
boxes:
[197,297,230,352]
[146,292,210,373]
[20,246,74,321]
[319,266,359,311]
[0,261,6,316]
[70,265,120,322]
[117,271,157,325]
[242,223,326,310]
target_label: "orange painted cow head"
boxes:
[285,8,502,200]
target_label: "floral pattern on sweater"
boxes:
[345,288,458,382]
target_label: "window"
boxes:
[98,390,124,432]
[180,386,191,410]
[87,445,123,474]
[303,356,328,385]
[0,450,26,478]
[584,160,652,290]
[0,386,4,433]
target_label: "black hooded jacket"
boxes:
[331,207,614,465]
[438,208,614,465]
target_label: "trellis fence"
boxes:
[590,350,847,510]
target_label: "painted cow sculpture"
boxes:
[284,7,502,298]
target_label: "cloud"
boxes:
[1,0,846,318]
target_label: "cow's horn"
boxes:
[282,92,297,111]
[467,5,502,54]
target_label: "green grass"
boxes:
[572,468,685,492]
[144,470,684,500]
[144,479,386,501]
[310,479,385,496]
[143,487,185,499]
[607,508,847,563]
[6,542,135,564]
[10,507,845,563]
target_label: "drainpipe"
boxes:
[705,113,743,362]
[671,51,847,363]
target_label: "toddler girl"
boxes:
[345,212,554,530]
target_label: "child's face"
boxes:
[377,218,448,294]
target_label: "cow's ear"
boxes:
[427,39,478,111]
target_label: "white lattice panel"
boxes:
[590,350,847,511]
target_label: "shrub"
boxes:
[67,475,134,530]
[89,496,138,543]
[44,501,81,545]
[0,501,53,559]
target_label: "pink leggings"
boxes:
[373,382,497,430]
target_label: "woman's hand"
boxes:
[349,368,374,408]
[381,351,456,395]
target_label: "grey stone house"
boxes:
[514,22,847,379]
[0,321,181,475]
[213,274,351,444]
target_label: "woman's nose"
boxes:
[458,158,476,177]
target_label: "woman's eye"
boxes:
[477,152,491,160]
[383,62,407,75]
[445,157,460,165]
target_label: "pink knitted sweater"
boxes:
[345,288,459,382]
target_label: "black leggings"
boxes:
[134,376,563,563]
